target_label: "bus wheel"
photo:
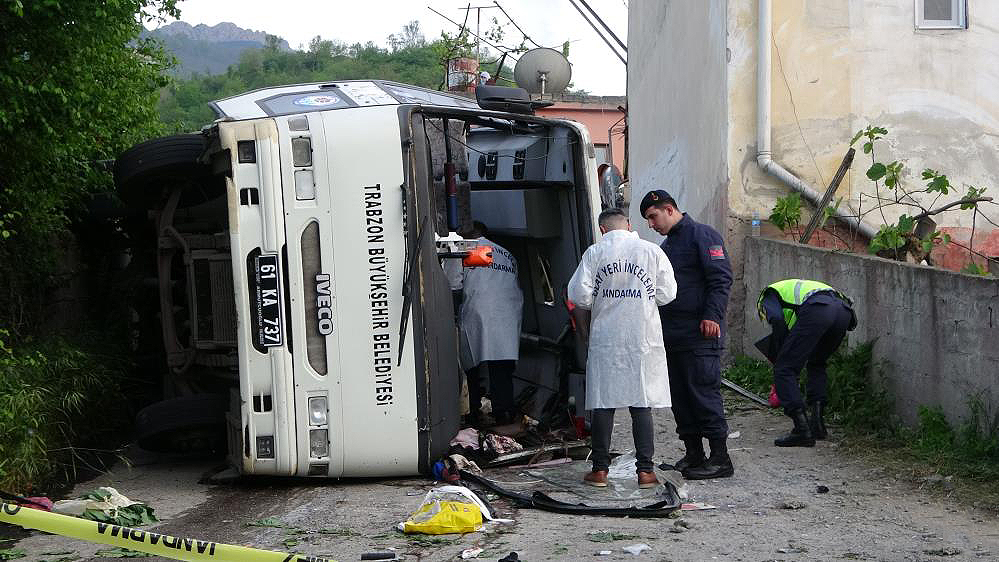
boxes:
[114,134,222,209]
[134,394,228,455]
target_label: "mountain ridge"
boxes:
[148,21,293,50]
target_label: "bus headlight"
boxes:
[295,170,316,200]
[292,137,313,167]
[309,429,329,458]
[308,397,327,426]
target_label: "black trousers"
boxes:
[666,350,729,441]
[773,301,852,413]
[466,360,516,421]
[590,407,654,472]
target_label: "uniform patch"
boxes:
[708,245,725,260]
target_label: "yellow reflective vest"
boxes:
[757,279,851,329]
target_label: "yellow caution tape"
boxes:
[0,502,336,562]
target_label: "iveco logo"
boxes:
[316,273,334,336]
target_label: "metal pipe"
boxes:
[756,0,877,239]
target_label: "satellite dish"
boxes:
[514,48,572,95]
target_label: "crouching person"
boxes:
[568,208,677,488]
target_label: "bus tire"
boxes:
[114,134,221,209]
[134,394,228,455]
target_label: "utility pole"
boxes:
[458,5,499,63]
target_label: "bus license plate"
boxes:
[254,254,283,348]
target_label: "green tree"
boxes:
[158,36,450,133]
[0,0,178,334]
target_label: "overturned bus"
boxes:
[115,81,607,478]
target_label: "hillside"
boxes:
[145,21,292,77]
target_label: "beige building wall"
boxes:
[728,0,999,231]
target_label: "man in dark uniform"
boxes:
[640,190,734,480]
[757,279,857,446]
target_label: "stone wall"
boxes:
[742,236,999,426]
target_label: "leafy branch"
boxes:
[771,125,996,274]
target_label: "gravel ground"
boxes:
[6,396,999,562]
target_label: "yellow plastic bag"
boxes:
[399,487,485,534]
[402,500,482,534]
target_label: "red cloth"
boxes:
[20,496,53,511]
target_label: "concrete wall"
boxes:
[727,0,999,234]
[626,0,730,240]
[743,236,999,427]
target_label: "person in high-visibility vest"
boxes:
[756,279,857,447]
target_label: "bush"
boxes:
[909,401,999,483]
[723,342,887,432]
[0,333,127,494]
[722,355,772,399]
[725,342,999,487]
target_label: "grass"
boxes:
[0,335,129,494]
[724,341,999,506]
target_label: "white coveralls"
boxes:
[445,237,523,369]
[567,229,677,409]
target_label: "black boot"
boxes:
[683,438,734,480]
[659,437,705,472]
[809,402,828,440]
[774,409,815,447]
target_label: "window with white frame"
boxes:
[916,0,967,29]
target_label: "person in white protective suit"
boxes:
[567,208,677,489]
[446,221,524,426]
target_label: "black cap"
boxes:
[639,190,676,217]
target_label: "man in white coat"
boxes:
[448,221,524,426]
[567,208,677,488]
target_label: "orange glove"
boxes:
[463,244,493,267]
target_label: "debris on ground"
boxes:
[507,457,572,469]
[779,499,806,510]
[484,434,522,455]
[728,431,741,439]
[497,552,520,561]
[669,518,693,533]
[246,517,294,528]
[93,547,148,558]
[0,548,26,560]
[816,485,830,493]
[680,502,717,510]
[596,550,612,556]
[51,487,156,527]
[449,453,483,474]
[460,546,483,559]
[586,531,638,543]
[921,474,955,491]
[621,543,652,555]
[360,552,397,560]
[399,487,483,535]
[399,485,510,535]
[486,440,588,467]
[6,496,52,511]
[923,547,963,556]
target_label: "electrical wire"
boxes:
[567,0,626,64]
[577,0,627,53]
[428,6,522,64]
[493,1,545,49]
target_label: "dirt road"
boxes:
[7,398,998,561]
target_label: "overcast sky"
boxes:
[155,0,627,95]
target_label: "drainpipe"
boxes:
[756,0,878,239]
